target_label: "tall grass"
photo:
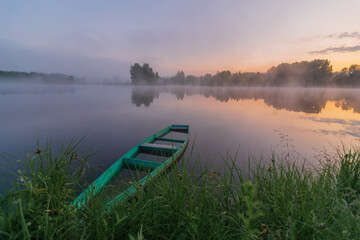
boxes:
[1,141,360,239]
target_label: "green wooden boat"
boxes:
[72,124,189,209]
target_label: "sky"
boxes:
[1,0,360,80]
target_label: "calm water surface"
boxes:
[1,82,360,191]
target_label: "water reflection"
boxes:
[303,116,360,138]
[0,82,76,95]
[131,88,159,107]
[130,86,360,114]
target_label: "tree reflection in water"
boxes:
[131,86,360,114]
[131,88,159,107]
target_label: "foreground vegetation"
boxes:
[1,141,360,239]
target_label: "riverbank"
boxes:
[1,141,360,239]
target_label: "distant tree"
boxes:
[200,73,212,85]
[231,72,242,85]
[341,67,348,72]
[0,70,75,83]
[265,59,332,86]
[130,63,143,84]
[171,71,186,84]
[130,63,158,84]
[348,64,360,85]
[305,59,332,86]
[185,75,197,85]
[266,63,293,86]
[214,71,232,85]
[247,72,263,86]
[330,71,347,86]
[349,64,360,73]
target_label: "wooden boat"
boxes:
[72,124,189,209]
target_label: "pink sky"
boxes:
[1,1,360,79]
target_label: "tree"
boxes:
[130,63,158,84]
[171,71,186,84]
[349,64,360,73]
[265,59,332,86]
[214,71,232,85]
[200,73,212,85]
[305,59,332,86]
[348,64,360,85]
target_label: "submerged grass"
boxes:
[1,140,360,239]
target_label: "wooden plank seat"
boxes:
[154,137,185,143]
[139,143,180,156]
[123,158,162,171]
[170,126,189,133]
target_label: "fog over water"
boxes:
[1,82,360,192]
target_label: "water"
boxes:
[1,82,360,191]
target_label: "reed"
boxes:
[1,141,360,239]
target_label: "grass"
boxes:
[1,140,360,239]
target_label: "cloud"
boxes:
[306,31,360,54]
[330,31,360,39]
[309,45,360,54]
[303,31,360,42]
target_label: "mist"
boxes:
[0,40,131,82]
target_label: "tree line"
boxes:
[130,59,360,87]
[0,70,75,83]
